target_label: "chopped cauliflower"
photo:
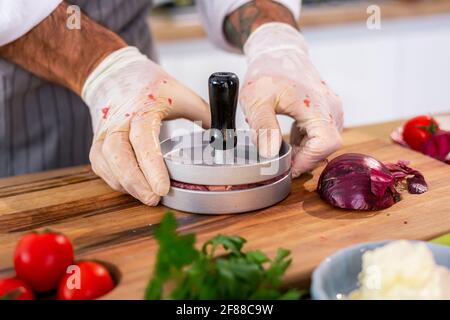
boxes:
[349,241,450,299]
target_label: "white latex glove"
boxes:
[82,47,210,205]
[240,23,344,178]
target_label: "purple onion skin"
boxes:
[420,131,450,162]
[318,153,399,211]
[384,161,428,195]
[407,176,428,194]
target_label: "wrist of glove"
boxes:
[241,23,344,177]
[82,46,210,205]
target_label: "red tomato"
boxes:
[57,261,115,300]
[0,277,34,300]
[403,115,439,151]
[14,232,74,292]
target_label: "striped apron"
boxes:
[0,0,155,177]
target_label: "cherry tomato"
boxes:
[403,115,439,151]
[14,232,74,292]
[57,261,115,300]
[0,277,34,300]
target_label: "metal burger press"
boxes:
[161,72,292,214]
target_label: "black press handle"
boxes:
[208,72,239,150]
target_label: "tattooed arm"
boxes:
[224,0,298,50]
[0,2,126,95]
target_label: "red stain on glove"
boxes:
[303,98,311,107]
[101,107,110,119]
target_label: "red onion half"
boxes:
[317,153,428,211]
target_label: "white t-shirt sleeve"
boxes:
[0,0,63,46]
[196,0,302,52]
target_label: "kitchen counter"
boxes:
[0,118,449,299]
[150,0,450,42]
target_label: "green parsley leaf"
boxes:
[145,212,303,300]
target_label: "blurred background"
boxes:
[148,0,450,134]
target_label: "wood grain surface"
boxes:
[0,129,449,299]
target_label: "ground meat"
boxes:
[171,171,289,191]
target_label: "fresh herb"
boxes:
[145,212,302,300]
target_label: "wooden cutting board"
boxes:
[0,130,449,299]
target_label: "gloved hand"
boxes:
[82,47,210,205]
[240,23,343,178]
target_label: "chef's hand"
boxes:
[82,47,210,205]
[240,23,343,177]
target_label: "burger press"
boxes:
[161,72,292,214]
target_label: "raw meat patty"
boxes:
[170,171,289,191]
